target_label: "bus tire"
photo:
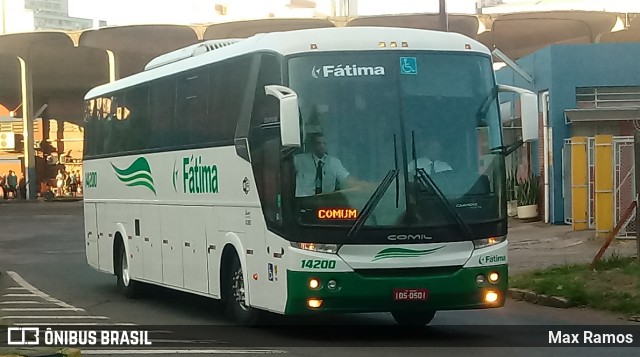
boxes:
[115,241,140,299]
[224,253,260,325]
[391,310,436,326]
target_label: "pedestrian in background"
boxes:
[0,174,7,200]
[56,169,65,197]
[18,173,27,199]
[6,170,18,199]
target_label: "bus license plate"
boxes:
[393,288,428,301]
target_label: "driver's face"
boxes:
[312,137,327,157]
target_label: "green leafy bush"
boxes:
[516,174,539,206]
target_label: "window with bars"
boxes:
[576,86,640,109]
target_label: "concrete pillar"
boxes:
[439,0,448,32]
[18,56,36,200]
[570,136,588,231]
[106,49,120,82]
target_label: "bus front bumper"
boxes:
[284,265,508,314]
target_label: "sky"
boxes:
[68,0,480,26]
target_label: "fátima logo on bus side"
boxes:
[312,64,386,78]
[172,155,219,194]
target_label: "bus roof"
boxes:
[84,26,491,100]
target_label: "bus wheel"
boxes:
[116,244,140,299]
[391,310,436,326]
[225,254,260,325]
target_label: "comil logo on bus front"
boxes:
[173,155,219,194]
[312,64,386,78]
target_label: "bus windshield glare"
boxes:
[287,52,505,230]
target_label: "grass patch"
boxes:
[510,255,640,315]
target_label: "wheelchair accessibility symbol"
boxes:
[400,57,417,75]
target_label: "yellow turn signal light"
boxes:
[484,291,499,303]
[308,299,323,308]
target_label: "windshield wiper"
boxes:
[415,168,474,240]
[476,87,499,123]
[346,169,398,240]
[394,134,400,208]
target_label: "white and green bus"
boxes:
[83,26,537,326]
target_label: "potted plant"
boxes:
[516,174,539,219]
[506,171,518,217]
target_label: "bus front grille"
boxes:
[353,266,463,278]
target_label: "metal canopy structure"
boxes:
[478,11,622,58]
[0,12,634,123]
[78,25,200,79]
[0,11,639,199]
[345,13,481,39]
[203,18,335,39]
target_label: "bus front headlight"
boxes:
[292,242,340,254]
[473,236,506,249]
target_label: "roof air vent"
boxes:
[144,39,242,71]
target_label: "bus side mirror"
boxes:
[498,84,538,142]
[265,85,301,147]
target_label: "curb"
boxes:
[508,288,571,308]
[0,348,81,356]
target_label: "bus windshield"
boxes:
[286,51,505,231]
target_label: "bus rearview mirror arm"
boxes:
[503,140,524,156]
[265,85,301,148]
[498,84,538,143]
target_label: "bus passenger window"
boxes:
[124,85,149,152]
[149,78,176,150]
[209,56,252,143]
[178,69,208,146]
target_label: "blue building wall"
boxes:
[496,42,640,223]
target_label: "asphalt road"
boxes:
[0,201,638,356]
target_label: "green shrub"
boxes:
[516,174,539,206]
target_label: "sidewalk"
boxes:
[0,197,82,205]
[507,218,638,275]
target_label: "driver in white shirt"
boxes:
[408,138,452,178]
[294,132,353,197]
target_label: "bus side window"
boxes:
[125,85,149,151]
[178,69,207,146]
[107,93,128,154]
[83,99,97,157]
[149,77,176,150]
[98,95,118,155]
[209,56,252,143]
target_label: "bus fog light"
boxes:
[484,291,499,303]
[475,275,485,284]
[327,280,337,290]
[309,278,320,289]
[488,272,499,283]
[308,299,323,308]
